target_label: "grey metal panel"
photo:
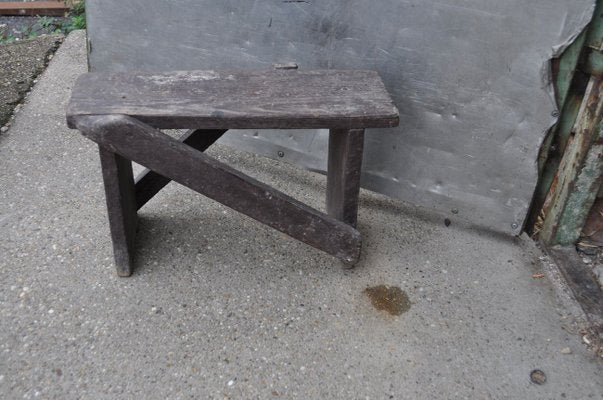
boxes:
[86,0,595,235]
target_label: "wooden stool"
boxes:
[66,69,399,276]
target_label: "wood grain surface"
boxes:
[66,69,399,130]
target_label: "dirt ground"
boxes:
[0,34,62,129]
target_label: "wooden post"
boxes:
[539,76,603,245]
[99,147,138,276]
[326,129,365,227]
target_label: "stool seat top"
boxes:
[67,69,399,130]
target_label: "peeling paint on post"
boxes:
[532,30,589,230]
[556,143,603,243]
[540,76,603,245]
[534,2,603,244]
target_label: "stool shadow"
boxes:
[131,209,337,276]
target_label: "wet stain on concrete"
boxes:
[365,285,411,316]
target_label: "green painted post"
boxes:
[533,0,603,245]
[531,31,589,233]
[539,76,603,244]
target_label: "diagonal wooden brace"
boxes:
[135,129,226,209]
[74,115,362,264]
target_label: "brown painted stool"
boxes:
[66,69,399,276]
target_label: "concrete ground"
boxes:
[0,31,601,399]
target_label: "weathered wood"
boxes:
[76,115,362,263]
[0,2,69,16]
[98,146,138,277]
[540,75,603,245]
[66,70,399,130]
[135,128,226,209]
[326,129,365,227]
[66,69,399,270]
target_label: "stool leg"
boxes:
[98,146,138,277]
[326,128,365,227]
